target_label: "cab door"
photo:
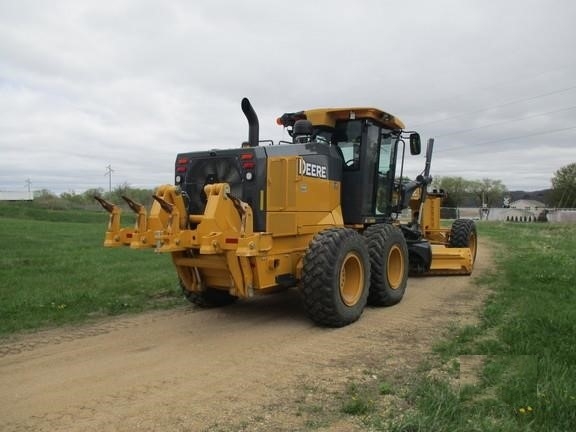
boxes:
[375,130,397,217]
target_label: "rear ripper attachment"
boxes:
[96,180,275,296]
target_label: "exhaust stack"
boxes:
[241,97,259,147]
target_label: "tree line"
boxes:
[431,177,507,208]
[33,182,156,210]
[28,162,576,210]
[432,162,575,208]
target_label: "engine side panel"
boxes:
[264,142,343,236]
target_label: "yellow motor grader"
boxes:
[96,98,477,327]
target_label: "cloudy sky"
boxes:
[1,0,575,194]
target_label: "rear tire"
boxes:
[301,228,370,327]
[180,279,238,307]
[449,218,478,263]
[364,224,409,306]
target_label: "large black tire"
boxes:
[301,228,370,327]
[180,279,238,308]
[363,224,409,306]
[449,218,478,264]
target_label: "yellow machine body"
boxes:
[97,99,477,326]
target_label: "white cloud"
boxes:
[1,0,575,194]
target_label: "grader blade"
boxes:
[427,245,473,275]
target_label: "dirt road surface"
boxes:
[0,241,491,431]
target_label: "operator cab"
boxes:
[332,119,422,223]
[278,108,421,225]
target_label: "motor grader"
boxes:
[96,98,477,327]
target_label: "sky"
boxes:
[1,0,575,194]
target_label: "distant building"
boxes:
[0,191,34,201]
[497,199,547,222]
[509,199,546,210]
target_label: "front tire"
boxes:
[301,228,370,327]
[364,224,409,306]
[449,218,478,264]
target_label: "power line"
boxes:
[436,125,576,154]
[411,84,576,128]
[436,105,576,138]
[417,61,576,109]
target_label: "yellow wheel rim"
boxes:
[387,245,404,289]
[469,232,478,263]
[339,252,364,306]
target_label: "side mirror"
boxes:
[409,133,421,155]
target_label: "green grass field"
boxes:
[0,202,182,337]
[386,222,576,432]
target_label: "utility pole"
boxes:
[105,165,114,194]
[25,178,32,199]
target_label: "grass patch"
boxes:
[389,222,576,431]
[0,201,108,223]
[0,203,182,337]
[340,382,376,415]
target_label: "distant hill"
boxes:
[507,189,552,206]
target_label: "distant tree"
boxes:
[468,178,508,208]
[34,189,56,199]
[107,182,132,201]
[79,188,107,208]
[105,183,154,208]
[60,190,85,206]
[551,162,576,208]
[83,188,105,201]
[432,176,508,208]
[34,189,68,209]
[124,187,155,207]
[431,176,473,207]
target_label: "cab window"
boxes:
[333,120,362,170]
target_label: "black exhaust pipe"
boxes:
[241,97,259,147]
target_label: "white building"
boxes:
[0,191,34,201]
[509,199,546,210]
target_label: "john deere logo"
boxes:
[298,159,327,179]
